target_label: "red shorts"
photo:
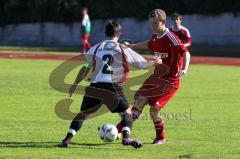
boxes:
[82,34,90,41]
[81,34,91,50]
[135,75,179,109]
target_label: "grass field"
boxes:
[0,58,240,159]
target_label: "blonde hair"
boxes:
[149,9,166,21]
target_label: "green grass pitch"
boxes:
[0,58,239,159]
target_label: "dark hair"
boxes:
[82,7,88,11]
[172,12,182,20]
[105,21,122,37]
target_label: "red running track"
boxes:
[0,52,239,66]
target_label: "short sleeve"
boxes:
[185,29,192,46]
[122,46,147,69]
[177,43,188,56]
[185,28,191,38]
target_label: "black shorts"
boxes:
[80,83,129,113]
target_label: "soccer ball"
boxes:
[98,123,118,142]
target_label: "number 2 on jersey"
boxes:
[102,54,113,74]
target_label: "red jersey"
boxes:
[169,26,192,47]
[148,29,188,82]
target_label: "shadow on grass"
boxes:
[0,141,60,148]
[178,154,193,159]
[0,141,125,150]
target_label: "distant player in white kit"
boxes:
[58,21,162,148]
[169,12,192,48]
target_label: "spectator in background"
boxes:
[169,12,192,48]
[81,7,91,53]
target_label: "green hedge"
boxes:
[0,0,239,25]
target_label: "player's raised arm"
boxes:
[131,41,149,51]
[122,46,162,69]
[176,51,191,77]
[136,56,162,69]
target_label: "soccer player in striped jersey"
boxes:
[58,21,162,148]
[169,12,192,48]
[116,9,191,145]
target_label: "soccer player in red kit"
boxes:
[169,12,192,48]
[116,9,191,144]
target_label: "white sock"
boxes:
[68,129,76,136]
